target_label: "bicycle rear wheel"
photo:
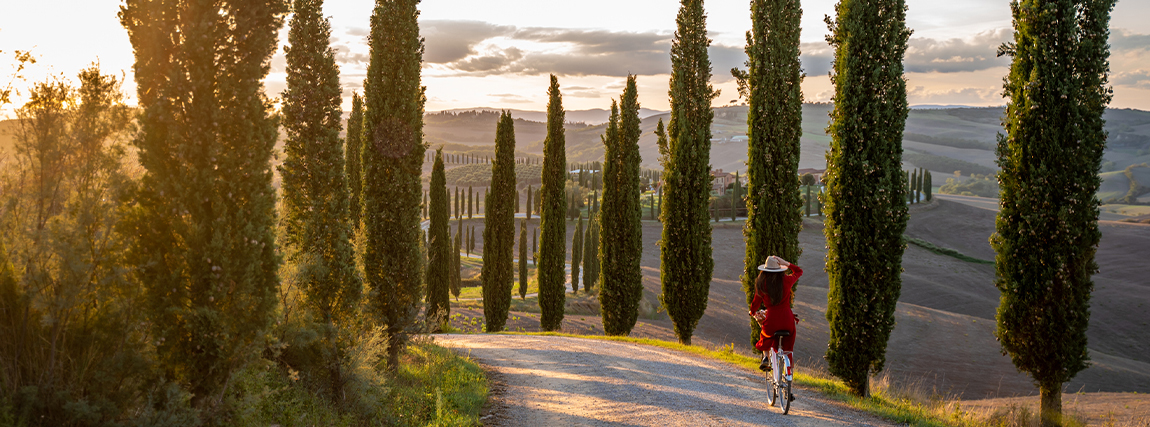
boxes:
[780,379,791,414]
[765,373,778,406]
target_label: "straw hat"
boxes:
[757,256,788,272]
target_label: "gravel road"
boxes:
[434,334,896,426]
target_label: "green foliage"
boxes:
[481,112,516,332]
[361,0,427,371]
[538,75,568,331]
[822,0,911,396]
[347,92,365,229]
[519,219,529,300]
[427,149,451,323]
[903,152,996,177]
[0,66,185,424]
[121,0,287,406]
[583,214,600,294]
[736,0,804,348]
[939,174,999,198]
[278,0,364,403]
[599,76,645,336]
[527,185,534,219]
[571,216,584,294]
[991,0,1113,423]
[452,230,462,299]
[924,170,933,201]
[660,0,718,346]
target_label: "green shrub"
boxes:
[938,174,999,198]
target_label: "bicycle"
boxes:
[763,330,793,414]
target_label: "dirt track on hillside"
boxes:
[435,334,895,427]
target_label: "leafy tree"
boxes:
[278,0,362,400]
[468,185,473,218]
[121,0,287,405]
[992,0,1113,423]
[482,111,517,332]
[1,66,156,422]
[426,148,451,323]
[527,185,534,219]
[453,229,462,298]
[822,0,911,396]
[571,215,584,294]
[731,170,741,221]
[660,0,718,345]
[360,0,426,371]
[599,76,645,336]
[347,92,365,228]
[519,219,529,299]
[538,75,568,331]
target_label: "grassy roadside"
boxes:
[483,331,1033,427]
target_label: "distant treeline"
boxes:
[903,152,996,176]
[904,133,994,151]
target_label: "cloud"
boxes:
[1111,29,1150,53]
[488,93,533,104]
[907,85,1001,105]
[904,29,1011,73]
[413,21,1049,81]
[421,20,516,64]
[1112,70,1150,89]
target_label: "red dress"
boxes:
[750,265,803,353]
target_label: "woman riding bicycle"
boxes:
[749,255,802,371]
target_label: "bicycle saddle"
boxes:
[772,330,792,337]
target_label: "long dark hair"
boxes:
[756,271,785,306]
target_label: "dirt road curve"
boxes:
[434,334,895,427]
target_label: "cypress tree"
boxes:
[347,92,365,228]
[278,0,363,399]
[736,0,800,347]
[516,189,521,213]
[427,149,451,322]
[121,0,286,404]
[360,0,426,371]
[467,185,473,218]
[455,187,460,219]
[571,215,584,294]
[731,170,741,221]
[538,75,568,331]
[910,169,920,203]
[599,76,644,336]
[453,229,462,296]
[822,0,911,396]
[924,170,932,201]
[993,0,1113,423]
[526,185,533,220]
[481,111,516,332]
[584,214,600,293]
[660,0,718,345]
[519,219,529,299]
[470,225,476,254]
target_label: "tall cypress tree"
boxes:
[660,0,718,345]
[599,76,644,336]
[481,111,517,332]
[519,219,529,299]
[993,0,1113,423]
[468,185,473,218]
[732,0,804,349]
[361,0,426,370]
[427,149,451,321]
[538,75,568,331]
[924,170,932,201]
[822,0,911,396]
[279,0,362,399]
[121,0,287,405]
[583,214,600,293]
[347,92,365,228]
[526,185,533,220]
[571,215,584,295]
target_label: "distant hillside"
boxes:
[417,105,1150,183]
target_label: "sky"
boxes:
[2,0,1149,118]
